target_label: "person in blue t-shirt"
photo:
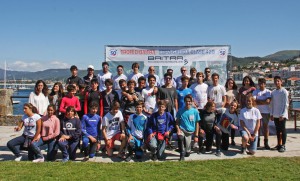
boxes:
[125,101,148,162]
[81,103,101,161]
[147,100,174,161]
[177,76,193,110]
[176,94,200,161]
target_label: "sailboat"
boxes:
[3,61,20,104]
[18,78,30,90]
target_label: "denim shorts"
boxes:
[240,130,258,152]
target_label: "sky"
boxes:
[0,0,299,72]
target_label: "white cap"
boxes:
[87,65,94,70]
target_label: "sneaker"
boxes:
[82,157,89,162]
[15,156,22,162]
[166,144,174,150]
[278,145,286,153]
[125,155,133,162]
[197,147,205,154]
[193,142,199,149]
[32,157,44,163]
[151,154,158,161]
[241,148,247,155]
[179,156,185,161]
[185,152,190,157]
[264,144,271,150]
[271,145,279,151]
[231,140,236,146]
[62,157,69,163]
[215,150,221,157]
[205,150,213,154]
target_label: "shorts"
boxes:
[106,133,121,149]
[240,130,258,152]
[261,113,270,125]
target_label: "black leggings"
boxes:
[198,129,221,151]
[274,118,287,145]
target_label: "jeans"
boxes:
[58,139,79,160]
[7,135,35,160]
[149,136,166,159]
[82,136,97,158]
[30,138,57,161]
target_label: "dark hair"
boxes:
[47,104,56,113]
[204,67,211,73]
[164,73,172,78]
[211,73,219,79]
[70,65,78,71]
[190,67,197,73]
[181,76,190,82]
[147,75,156,81]
[91,78,98,84]
[184,94,193,102]
[157,100,167,107]
[104,79,113,86]
[204,101,215,111]
[167,69,173,73]
[119,79,127,86]
[34,80,48,96]
[23,103,38,114]
[127,80,136,86]
[242,76,255,87]
[66,106,76,113]
[196,72,204,77]
[131,62,139,69]
[50,82,64,97]
[78,84,86,89]
[138,76,146,83]
[136,100,145,107]
[225,78,238,90]
[67,84,76,92]
[258,78,266,84]
[111,101,120,109]
[102,62,109,67]
[117,65,123,69]
[274,76,282,81]
[89,102,99,109]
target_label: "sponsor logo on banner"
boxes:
[109,49,118,57]
[219,49,226,58]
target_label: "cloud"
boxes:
[4,60,70,72]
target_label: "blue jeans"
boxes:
[30,138,57,161]
[240,130,258,152]
[7,135,35,160]
[58,139,79,160]
[82,136,97,158]
[149,137,166,159]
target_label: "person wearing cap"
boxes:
[97,62,112,92]
[66,65,84,89]
[83,65,97,91]
[112,65,127,90]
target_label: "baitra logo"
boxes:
[109,49,118,57]
[219,49,226,57]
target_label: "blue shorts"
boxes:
[240,130,258,152]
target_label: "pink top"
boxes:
[59,96,81,113]
[41,115,60,141]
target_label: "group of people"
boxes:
[7,62,289,162]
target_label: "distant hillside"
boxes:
[264,50,300,61]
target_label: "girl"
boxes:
[30,105,60,162]
[29,80,49,115]
[225,78,238,108]
[239,96,261,155]
[7,103,42,161]
[58,106,82,162]
[238,76,256,109]
[48,82,64,117]
[198,101,222,157]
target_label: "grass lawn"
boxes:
[0,157,299,180]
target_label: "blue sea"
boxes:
[11,89,300,115]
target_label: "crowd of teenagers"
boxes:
[7,62,289,162]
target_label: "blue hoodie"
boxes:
[81,114,101,137]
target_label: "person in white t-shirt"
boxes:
[142,75,158,117]
[144,66,160,87]
[112,65,127,90]
[28,80,49,116]
[252,78,271,149]
[102,101,127,158]
[190,72,208,111]
[239,96,261,155]
[127,62,144,87]
[97,62,113,92]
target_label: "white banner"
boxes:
[106,46,229,66]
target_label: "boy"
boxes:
[81,103,101,161]
[253,78,272,149]
[59,84,81,115]
[65,65,84,89]
[176,94,200,161]
[142,75,158,117]
[125,101,148,161]
[100,79,119,118]
[84,79,101,115]
[270,76,289,152]
[97,62,113,92]
[177,76,193,110]
[127,62,144,87]
[147,100,174,161]
[102,101,127,158]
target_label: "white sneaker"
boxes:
[15,156,22,161]
[193,142,199,149]
[32,157,44,163]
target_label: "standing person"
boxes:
[239,96,261,155]
[270,76,289,152]
[58,106,82,162]
[97,62,113,92]
[125,101,148,161]
[142,75,158,117]
[29,80,49,116]
[188,67,197,87]
[81,103,101,161]
[203,67,213,86]
[238,76,256,109]
[197,101,222,156]
[116,79,128,100]
[253,78,272,149]
[76,84,86,119]
[190,72,208,112]
[83,65,97,91]
[175,66,190,89]
[128,62,144,87]
[147,100,174,161]
[112,65,127,90]
[7,103,42,161]
[102,101,127,158]
[134,76,147,94]
[160,68,177,88]
[144,66,160,87]
[225,78,238,108]
[48,82,64,117]
[177,76,193,110]
[84,79,101,115]
[59,85,81,115]
[65,65,84,89]
[100,79,119,118]
[176,94,200,161]
[207,73,227,119]
[30,105,60,162]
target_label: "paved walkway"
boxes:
[0,121,299,162]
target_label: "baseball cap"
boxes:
[87,65,94,70]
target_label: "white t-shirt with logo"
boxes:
[22,114,41,137]
[142,87,157,114]
[207,84,226,109]
[239,107,262,136]
[102,110,124,139]
[190,83,208,109]
[252,88,271,114]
